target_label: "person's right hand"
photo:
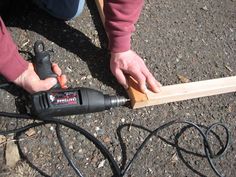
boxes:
[13,62,67,93]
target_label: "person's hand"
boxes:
[13,62,67,93]
[110,50,162,93]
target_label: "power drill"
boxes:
[30,41,129,119]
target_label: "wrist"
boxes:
[111,50,131,56]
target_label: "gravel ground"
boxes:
[0,0,236,176]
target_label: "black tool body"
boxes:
[30,41,128,119]
[30,87,126,119]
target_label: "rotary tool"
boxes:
[30,40,129,119]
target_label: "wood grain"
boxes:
[128,76,236,108]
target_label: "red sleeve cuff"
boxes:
[108,34,131,53]
[0,49,28,82]
[0,17,28,82]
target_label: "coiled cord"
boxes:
[0,111,230,177]
[0,83,231,177]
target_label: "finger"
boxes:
[129,69,147,93]
[112,68,128,89]
[143,71,162,93]
[52,63,62,76]
[32,77,57,92]
[58,75,68,88]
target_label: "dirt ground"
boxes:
[0,0,236,176]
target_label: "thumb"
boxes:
[34,77,57,92]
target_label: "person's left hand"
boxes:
[110,50,162,93]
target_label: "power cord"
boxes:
[0,84,231,177]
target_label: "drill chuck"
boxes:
[30,87,129,119]
[107,96,130,108]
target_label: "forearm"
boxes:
[104,0,144,53]
[0,17,28,82]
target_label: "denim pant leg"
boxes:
[34,0,85,20]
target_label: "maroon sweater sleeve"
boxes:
[104,0,144,53]
[0,17,28,82]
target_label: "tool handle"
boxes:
[33,40,60,88]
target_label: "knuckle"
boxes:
[30,85,39,92]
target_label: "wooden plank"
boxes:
[128,76,236,108]
[95,0,105,26]
[94,0,236,109]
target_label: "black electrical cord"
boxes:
[0,83,231,177]
[0,111,230,177]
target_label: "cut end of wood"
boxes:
[127,76,148,109]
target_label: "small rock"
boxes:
[201,5,208,11]
[66,66,72,73]
[84,114,92,119]
[71,115,76,119]
[177,74,190,83]
[177,54,183,59]
[50,126,54,131]
[0,135,6,144]
[25,128,36,137]
[81,76,86,80]
[117,156,122,161]
[103,136,111,143]
[171,153,178,163]
[91,156,98,163]
[77,134,86,141]
[87,75,92,79]
[98,160,106,168]
[5,140,20,167]
[97,129,105,136]
[74,152,84,160]
[69,144,73,150]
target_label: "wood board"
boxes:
[127,76,236,108]
[95,0,105,26]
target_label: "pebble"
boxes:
[77,134,86,141]
[94,133,97,137]
[0,135,6,144]
[103,136,111,143]
[98,160,106,168]
[87,75,92,79]
[50,126,54,131]
[25,128,36,137]
[84,114,92,119]
[117,155,122,161]
[202,5,208,11]
[71,115,76,119]
[91,156,98,163]
[69,144,73,150]
[81,76,86,80]
[177,54,183,59]
[66,66,72,73]
[74,152,84,160]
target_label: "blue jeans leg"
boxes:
[34,0,85,20]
